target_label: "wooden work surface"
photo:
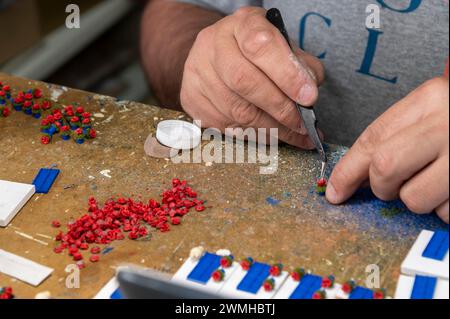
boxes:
[0,73,446,299]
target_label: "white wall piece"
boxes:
[0,180,35,227]
[395,275,449,299]
[0,249,53,286]
[401,230,449,280]
[94,277,121,299]
[172,256,238,294]
[219,266,289,299]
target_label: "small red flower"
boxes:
[61,126,70,132]
[291,268,306,282]
[89,255,100,263]
[263,279,275,292]
[90,246,101,254]
[76,106,84,114]
[75,128,83,135]
[195,205,205,212]
[269,264,283,277]
[220,256,234,268]
[240,258,254,271]
[171,217,181,225]
[52,220,61,228]
[2,107,10,117]
[321,276,335,289]
[373,289,386,299]
[312,291,326,299]
[317,178,327,187]
[41,100,51,110]
[41,136,51,145]
[342,281,355,294]
[34,89,43,98]
[211,269,225,282]
[72,252,83,261]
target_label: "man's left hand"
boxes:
[327,77,449,223]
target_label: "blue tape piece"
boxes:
[110,288,123,299]
[411,276,437,299]
[289,274,323,299]
[32,168,60,194]
[422,231,449,261]
[187,253,221,284]
[349,286,374,299]
[237,262,271,294]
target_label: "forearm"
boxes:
[141,0,223,109]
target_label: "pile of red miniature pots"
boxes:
[53,179,205,268]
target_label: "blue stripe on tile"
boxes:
[289,274,323,299]
[32,168,60,194]
[187,253,221,284]
[411,276,437,299]
[110,288,123,299]
[237,262,271,294]
[422,231,449,261]
[349,287,374,299]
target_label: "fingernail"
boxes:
[326,182,339,204]
[297,84,316,106]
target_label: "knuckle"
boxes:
[228,67,258,96]
[230,100,259,126]
[400,187,427,214]
[195,26,214,46]
[371,150,396,179]
[357,124,383,155]
[277,100,297,126]
[241,28,275,59]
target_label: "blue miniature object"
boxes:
[187,253,221,285]
[410,275,437,299]
[422,230,449,261]
[237,262,271,294]
[289,274,323,299]
[110,288,123,299]
[32,168,60,194]
[349,286,374,299]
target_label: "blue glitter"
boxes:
[309,146,448,238]
[266,197,281,206]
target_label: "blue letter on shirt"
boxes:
[376,0,422,13]
[357,28,398,84]
[299,12,331,59]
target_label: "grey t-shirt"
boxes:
[178,0,449,146]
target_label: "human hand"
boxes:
[180,7,325,148]
[327,77,449,223]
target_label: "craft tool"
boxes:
[266,8,328,179]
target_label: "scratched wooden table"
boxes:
[0,73,446,299]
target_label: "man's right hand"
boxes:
[180,7,325,149]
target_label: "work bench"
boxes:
[0,73,446,298]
